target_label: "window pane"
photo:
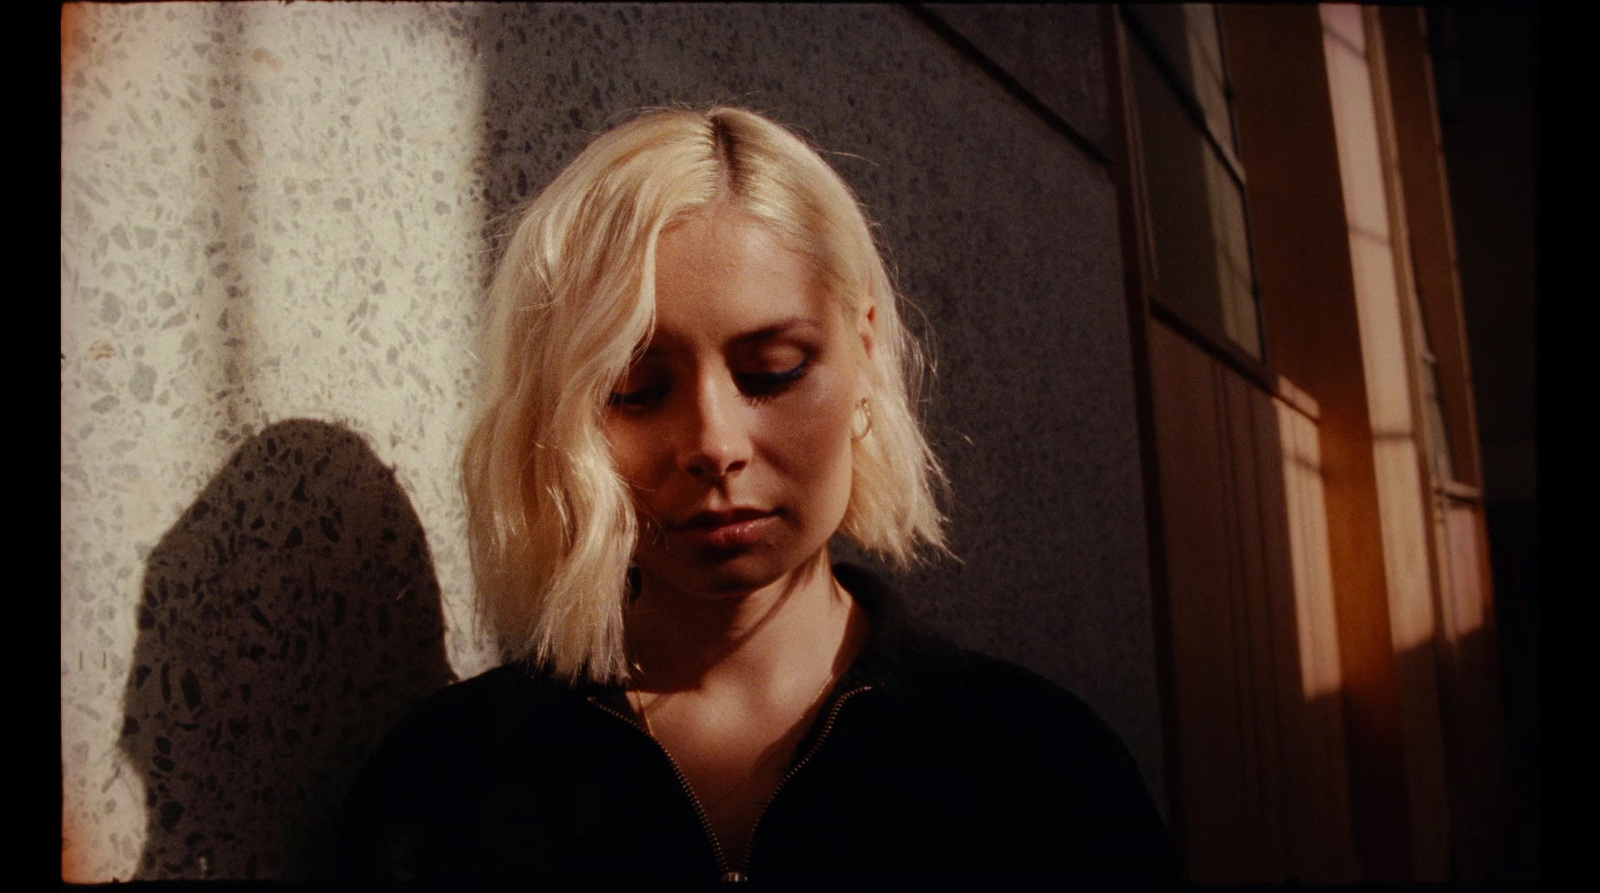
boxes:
[1183,5,1234,157]
[1131,36,1262,358]
[1207,147,1260,357]
[1126,4,1236,156]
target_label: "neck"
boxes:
[626,550,859,699]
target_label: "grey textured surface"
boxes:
[924,4,1113,155]
[63,3,1160,880]
[120,420,455,879]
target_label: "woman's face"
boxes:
[605,207,871,598]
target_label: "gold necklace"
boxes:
[626,576,855,805]
[629,670,839,740]
[627,577,852,739]
[628,669,841,812]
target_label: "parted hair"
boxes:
[462,107,947,683]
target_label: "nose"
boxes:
[680,372,751,479]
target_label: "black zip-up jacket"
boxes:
[338,566,1182,890]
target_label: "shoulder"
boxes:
[839,563,1123,737]
[842,635,1182,885]
[893,643,1135,761]
[839,565,1165,806]
[336,663,594,884]
[941,650,1110,732]
[395,661,570,727]
[343,662,580,800]
[891,648,1182,884]
[383,663,560,739]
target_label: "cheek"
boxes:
[604,420,656,489]
[762,373,858,481]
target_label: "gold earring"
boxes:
[851,397,873,442]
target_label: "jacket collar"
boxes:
[830,562,955,697]
[565,562,950,707]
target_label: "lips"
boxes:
[676,507,772,529]
[670,507,778,551]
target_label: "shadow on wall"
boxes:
[119,419,457,880]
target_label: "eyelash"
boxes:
[739,356,814,400]
[608,356,814,410]
[607,383,667,410]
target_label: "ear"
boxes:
[857,303,877,361]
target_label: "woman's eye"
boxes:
[608,381,668,410]
[738,355,813,398]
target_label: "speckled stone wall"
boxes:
[62,3,1160,881]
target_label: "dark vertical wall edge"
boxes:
[1098,0,1184,835]
[905,3,1113,170]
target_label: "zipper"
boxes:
[735,684,872,880]
[589,684,873,884]
[587,695,734,877]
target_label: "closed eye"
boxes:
[608,352,814,410]
[738,356,813,400]
[608,381,668,410]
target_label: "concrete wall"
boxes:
[61,3,1161,880]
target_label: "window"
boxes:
[1123,4,1264,363]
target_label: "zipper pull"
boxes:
[720,870,750,883]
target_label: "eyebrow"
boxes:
[727,317,825,348]
[636,317,825,358]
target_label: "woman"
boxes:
[341,107,1178,889]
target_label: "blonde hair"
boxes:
[462,107,947,683]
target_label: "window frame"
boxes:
[1118,2,1275,390]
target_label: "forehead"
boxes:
[648,209,838,346]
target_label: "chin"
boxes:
[641,544,830,598]
[692,555,793,596]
